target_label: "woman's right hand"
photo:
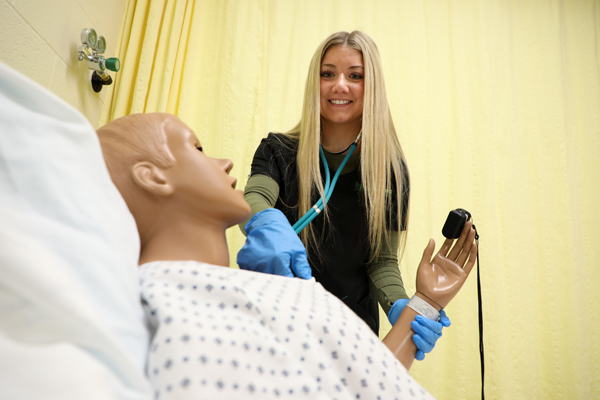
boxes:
[237,208,313,279]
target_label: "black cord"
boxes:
[474,227,484,400]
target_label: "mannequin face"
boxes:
[162,116,250,226]
[319,45,365,128]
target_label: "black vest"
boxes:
[251,133,382,333]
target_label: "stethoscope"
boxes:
[293,131,362,234]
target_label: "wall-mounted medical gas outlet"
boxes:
[78,28,121,93]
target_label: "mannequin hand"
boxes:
[416,221,477,309]
[237,208,312,279]
[412,310,451,360]
[388,299,451,360]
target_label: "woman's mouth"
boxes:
[329,99,352,105]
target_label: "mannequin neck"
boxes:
[139,216,230,267]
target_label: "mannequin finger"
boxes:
[437,238,454,258]
[463,242,478,275]
[447,221,473,261]
[455,227,476,267]
[420,239,436,265]
[447,221,472,261]
[461,225,476,253]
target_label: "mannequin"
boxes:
[97,113,476,399]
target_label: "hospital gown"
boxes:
[140,261,435,400]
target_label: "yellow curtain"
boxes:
[100,1,600,398]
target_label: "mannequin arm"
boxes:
[382,294,425,370]
[382,222,477,370]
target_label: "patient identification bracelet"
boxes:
[407,295,441,321]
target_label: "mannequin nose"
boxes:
[214,158,234,174]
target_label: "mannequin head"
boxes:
[97,113,250,255]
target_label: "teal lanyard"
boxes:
[292,143,357,234]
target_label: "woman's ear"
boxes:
[131,161,174,196]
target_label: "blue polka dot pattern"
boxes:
[140,261,434,400]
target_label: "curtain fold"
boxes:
[100,1,600,399]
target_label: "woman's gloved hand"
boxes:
[237,208,312,279]
[387,299,451,360]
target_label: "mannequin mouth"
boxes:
[231,178,237,189]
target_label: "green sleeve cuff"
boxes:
[367,230,409,314]
[238,174,280,235]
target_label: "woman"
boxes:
[238,31,449,358]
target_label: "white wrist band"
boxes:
[407,295,440,321]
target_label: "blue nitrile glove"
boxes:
[387,299,451,361]
[387,298,410,326]
[412,310,451,360]
[237,208,312,279]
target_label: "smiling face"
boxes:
[319,45,365,130]
[162,116,250,227]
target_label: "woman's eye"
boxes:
[320,71,334,78]
[196,146,203,152]
[349,73,363,80]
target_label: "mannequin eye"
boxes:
[196,146,203,152]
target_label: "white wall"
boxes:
[0,0,127,127]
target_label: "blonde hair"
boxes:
[284,30,409,260]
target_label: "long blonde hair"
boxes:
[284,30,409,260]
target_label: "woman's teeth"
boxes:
[330,100,351,105]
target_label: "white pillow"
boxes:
[0,62,151,400]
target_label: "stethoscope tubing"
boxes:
[293,143,357,234]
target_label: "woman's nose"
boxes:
[214,158,234,174]
[332,74,350,93]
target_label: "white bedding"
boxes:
[0,62,151,400]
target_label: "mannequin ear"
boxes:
[131,161,174,196]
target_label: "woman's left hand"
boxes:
[388,299,451,360]
[411,310,451,360]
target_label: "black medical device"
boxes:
[442,208,472,239]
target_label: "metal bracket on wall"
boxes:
[78,28,120,93]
